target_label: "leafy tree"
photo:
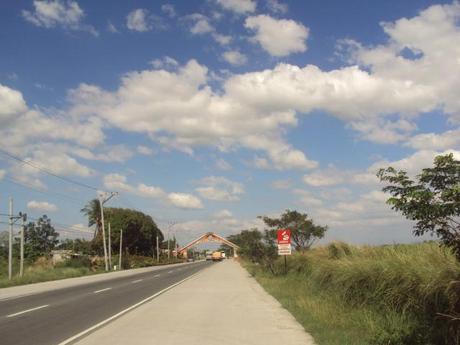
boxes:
[24,215,59,260]
[260,210,327,251]
[103,207,163,257]
[81,199,101,239]
[227,229,278,273]
[378,153,460,259]
[58,239,93,255]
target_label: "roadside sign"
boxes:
[277,229,291,244]
[277,243,291,255]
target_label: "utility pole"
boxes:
[108,222,112,270]
[19,212,27,277]
[156,233,160,262]
[98,191,118,272]
[118,228,123,270]
[8,197,13,280]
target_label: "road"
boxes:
[0,261,211,345]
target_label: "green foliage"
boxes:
[227,229,278,272]
[104,207,164,257]
[80,199,101,238]
[58,239,94,255]
[247,242,460,345]
[260,209,327,251]
[24,215,59,261]
[378,153,460,259]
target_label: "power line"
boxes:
[0,148,99,191]
[1,177,86,205]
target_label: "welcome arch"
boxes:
[178,232,240,258]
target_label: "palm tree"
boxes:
[81,199,101,239]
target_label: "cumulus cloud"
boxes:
[215,0,256,14]
[103,173,203,209]
[222,50,247,66]
[161,4,176,18]
[136,145,154,155]
[186,13,214,34]
[168,193,203,209]
[216,158,232,171]
[68,60,316,171]
[266,0,288,14]
[406,128,460,150]
[271,179,291,189]
[22,0,97,35]
[245,15,309,56]
[126,8,165,32]
[27,200,58,212]
[196,176,245,201]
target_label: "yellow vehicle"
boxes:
[211,251,223,262]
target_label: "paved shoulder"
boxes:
[75,260,315,345]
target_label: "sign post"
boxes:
[277,229,292,274]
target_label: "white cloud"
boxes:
[103,173,203,210]
[0,170,5,180]
[212,33,232,45]
[72,145,133,163]
[245,15,309,56]
[271,179,291,189]
[68,60,315,171]
[167,193,203,209]
[136,145,154,155]
[150,56,178,69]
[406,128,460,150]
[186,13,214,34]
[215,0,256,14]
[22,0,97,35]
[0,84,27,125]
[213,209,233,219]
[266,0,288,14]
[161,4,176,18]
[27,200,58,212]
[107,21,118,33]
[126,8,165,32]
[196,176,244,201]
[216,158,231,171]
[293,189,324,207]
[222,51,247,66]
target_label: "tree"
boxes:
[81,199,101,239]
[378,153,460,259]
[24,215,59,260]
[260,210,327,251]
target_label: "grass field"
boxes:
[245,242,460,345]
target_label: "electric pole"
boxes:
[118,228,123,270]
[108,222,112,270]
[98,191,118,272]
[156,233,160,262]
[19,212,27,277]
[8,197,13,280]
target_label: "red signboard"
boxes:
[277,229,291,244]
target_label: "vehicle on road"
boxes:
[211,251,224,262]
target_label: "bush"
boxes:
[249,242,460,345]
[55,256,92,269]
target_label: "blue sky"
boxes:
[0,0,459,246]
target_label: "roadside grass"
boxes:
[245,241,460,345]
[0,255,186,288]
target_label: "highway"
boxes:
[0,261,211,345]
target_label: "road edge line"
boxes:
[56,265,208,345]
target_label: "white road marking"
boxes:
[154,274,161,277]
[167,270,173,274]
[93,287,112,294]
[57,270,206,345]
[6,304,49,318]
[131,279,143,284]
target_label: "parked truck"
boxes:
[211,251,224,262]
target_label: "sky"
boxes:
[0,0,459,247]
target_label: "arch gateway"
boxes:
[178,232,240,258]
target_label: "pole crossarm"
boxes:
[178,232,240,254]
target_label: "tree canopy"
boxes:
[24,215,59,260]
[378,153,460,259]
[260,209,327,251]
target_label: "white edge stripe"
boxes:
[57,269,204,345]
[153,274,160,277]
[131,279,143,284]
[93,287,112,294]
[7,304,49,318]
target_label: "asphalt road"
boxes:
[0,261,212,345]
